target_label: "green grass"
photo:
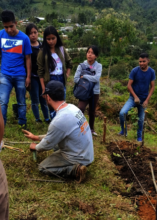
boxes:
[31,0,97,17]
[3,76,157,219]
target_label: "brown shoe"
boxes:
[76,165,87,183]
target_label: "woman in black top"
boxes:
[26,23,50,123]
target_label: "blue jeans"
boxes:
[119,96,145,138]
[29,77,49,121]
[49,75,66,120]
[0,72,26,125]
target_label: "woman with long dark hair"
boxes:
[26,23,50,123]
[37,26,72,119]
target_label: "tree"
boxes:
[78,12,87,24]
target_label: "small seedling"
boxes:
[113,152,121,157]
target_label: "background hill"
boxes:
[0,0,156,24]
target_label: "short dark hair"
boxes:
[26,23,38,36]
[140,53,149,59]
[48,88,65,101]
[42,81,65,101]
[1,10,15,23]
[86,45,99,57]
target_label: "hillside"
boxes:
[0,0,157,25]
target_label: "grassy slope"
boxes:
[31,0,97,17]
[2,74,157,219]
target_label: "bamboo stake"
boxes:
[150,162,157,193]
[28,179,64,183]
[142,110,148,147]
[103,117,107,143]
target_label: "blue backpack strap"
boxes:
[79,63,86,70]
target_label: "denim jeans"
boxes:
[29,77,49,121]
[49,75,66,120]
[119,96,145,138]
[0,72,26,125]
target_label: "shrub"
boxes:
[109,61,129,79]
[113,82,127,94]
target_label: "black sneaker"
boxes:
[45,119,51,124]
[36,119,42,123]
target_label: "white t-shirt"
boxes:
[50,53,63,75]
[36,104,94,165]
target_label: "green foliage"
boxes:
[95,12,137,55]
[109,61,129,79]
[128,108,139,130]
[150,87,157,107]
[113,82,127,94]
[45,12,58,22]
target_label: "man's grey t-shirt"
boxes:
[36,104,94,165]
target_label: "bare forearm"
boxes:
[146,87,155,102]
[25,57,31,79]
[66,68,71,77]
[32,135,41,141]
[127,85,138,98]
[39,78,45,91]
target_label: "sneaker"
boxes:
[36,119,42,123]
[137,137,142,142]
[91,130,98,136]
[118,131,127,136]
[76,165,87,183]
[45,119,51,124]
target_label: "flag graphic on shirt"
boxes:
[1,38,23,54]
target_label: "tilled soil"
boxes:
[107,141,157,220]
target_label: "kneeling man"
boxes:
[23,81,94,183]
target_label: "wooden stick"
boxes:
[150,162,157,193]
[103,117,107,143]
[124,114,127,138]
[3,145,24,153]
[4,141,32,144]
[142,110,148,147]
[28,179,65,183]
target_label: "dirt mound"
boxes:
[138,196,156,220]
[68,200,97,214]
[107,141,157,219]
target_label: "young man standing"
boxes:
[0,10,32,128]
[119,53,155,141]
[23,81,94,183]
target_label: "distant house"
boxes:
[19,20,29,25]
[66,19,71,23]
[75,23,81,28]
[35,17,45,23]
[66,47,87,52]
[60,26,73,32]
[84,25,93,28]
